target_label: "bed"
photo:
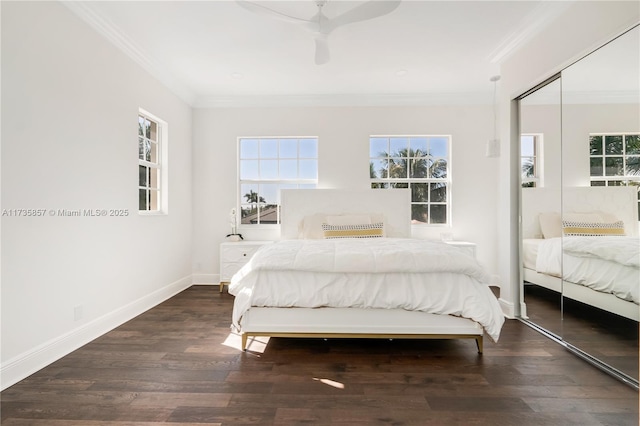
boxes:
[228,189,505,353]
[521,186,639,321]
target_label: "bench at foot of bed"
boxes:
[238,307,485,354]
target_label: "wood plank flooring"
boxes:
[2,285,638,425]
[524,283,639,380]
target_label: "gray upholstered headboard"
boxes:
[280,189,411,239]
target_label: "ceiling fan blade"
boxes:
[314,34,330,65]
[325,0,401,33]
[236,0,311,26]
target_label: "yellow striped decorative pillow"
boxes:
[562,220,626,237]
[322,222,384,239]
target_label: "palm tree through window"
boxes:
[370,136,450,225]
[238,137,318,225]
[521,134,541,188]
[590,133,640,217]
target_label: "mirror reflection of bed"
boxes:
[521,186,639,378]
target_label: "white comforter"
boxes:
[564,236,640,268]
[229,238,505,341]
[535,236,639,303]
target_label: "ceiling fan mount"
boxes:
[237,0,401,65]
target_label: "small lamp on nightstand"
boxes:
[226,207,243,242]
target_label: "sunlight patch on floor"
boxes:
[313,377,345,389]
[222,332,270,353]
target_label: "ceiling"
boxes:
[64,1,574,107]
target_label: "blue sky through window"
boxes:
[239,137,318,224]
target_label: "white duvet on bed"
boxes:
[522,239,543,271]
[535,236,639,303]
[229,238,505,342]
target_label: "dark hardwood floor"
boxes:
[524,283,639,380]
[2,285,638,425]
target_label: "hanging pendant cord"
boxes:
[491,76,500,140]
[493,79,497,139]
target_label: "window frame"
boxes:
[369,134,451,226]
[237,136,318,227]
[138,109,168,215]
[589,133,640,216]
[521,133,543,188]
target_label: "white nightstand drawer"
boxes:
[219,241,272,291]
[221,245,262,263]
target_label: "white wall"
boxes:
[1,2,192,389]
[192,105,500,284]
[498,1,639,316]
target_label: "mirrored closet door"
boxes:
[560,25,639,383]
[519,78,562,339]
[519,24,639,386]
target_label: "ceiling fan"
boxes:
[236,0,401,65]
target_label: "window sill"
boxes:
[138,210,167,216]
[238,224,280,230]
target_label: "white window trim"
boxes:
[237,136,318,228]
[369,134,452,226]
[521,133,544,188]
[138,108,168,215]
[589,132,640,185]
[588,132,640,223]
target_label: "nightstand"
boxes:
[444,241,476,258]
[219,241,272,292]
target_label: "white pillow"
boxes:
[563,212,624,228]
[538,212,562,239]
[595,211,621,223]
[326,214,372,226]
[370,213,385,225]
[298,214,327,239]
[563,212,606,223]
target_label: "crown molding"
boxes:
[488,1,574,64]
[523,89,639,105]
[61,1,196,106]
[61,1,519,109]
[193,92,493,108]
[563,90,640,105]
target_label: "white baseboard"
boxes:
[0,275,192,391]
[519,301,528,319]
[192,273,219,285]
[499,297,516,319]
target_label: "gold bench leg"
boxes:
[475,336,483,354]
[241,333,248,351]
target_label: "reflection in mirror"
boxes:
[519,78,563,338]
[561,25,639,383]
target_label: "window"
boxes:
[138,110,166,213]
[521,134,542,188]
[590,133,640,214]
[370,135,450,225]
[239,137,318,225]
